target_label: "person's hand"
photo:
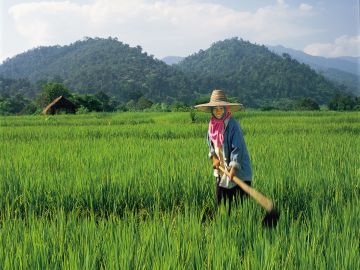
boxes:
[229,167,237,181]
[212,156,220,169]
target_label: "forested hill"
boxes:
[0,37,348,107]
[0,37,195,103]
[267,45,360,95]
[176,38,343,106]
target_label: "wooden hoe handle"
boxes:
[218,166,274,212]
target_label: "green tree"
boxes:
[296,97,320,111]
[95,91,116,111]
[136,96,153,110]
[0,93,35,115]
[37,82,72,108]
[72,94,102,112]
[328,94,357,111]
[126,99,137,111]
[354,97,360,111]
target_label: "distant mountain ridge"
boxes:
[267,45,359,95]
[162,56,184,65]
[0,37,350,107]
[267,45,359,75]
[337,56,360,64]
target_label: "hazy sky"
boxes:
[1,0,359,63]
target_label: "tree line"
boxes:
[0,82,193,115]
[1,81,359,115]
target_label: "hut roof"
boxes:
[42,95,76,114]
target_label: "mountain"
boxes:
[267,45,359,95]
[0,37,350,108]
[317,68,360,95]
[162,56,185,65]
[0,37,195,103]
[337,56,360,65]
[267,45,359,75]
[176,37,344,106]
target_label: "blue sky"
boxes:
[1,0,359,63]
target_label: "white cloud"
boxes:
[9,1,94,46]
[299,3,312,12]
[6,0,319,59]
[304,35,360,57]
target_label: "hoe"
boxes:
[219,166,280,227]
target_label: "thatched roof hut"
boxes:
[42,96,76,115]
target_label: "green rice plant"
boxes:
[0,111,359,269]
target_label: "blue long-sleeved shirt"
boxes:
[207,117,252,182]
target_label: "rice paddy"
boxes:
[0,111,359,269]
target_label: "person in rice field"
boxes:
[195,89,252,215]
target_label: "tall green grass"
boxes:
[0,111,359,269]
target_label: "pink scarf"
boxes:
[208,107,232,147]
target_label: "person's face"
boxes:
[212,106,225,119]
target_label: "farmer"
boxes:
[195,89,252,215]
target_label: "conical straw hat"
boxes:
[194,89,242,112]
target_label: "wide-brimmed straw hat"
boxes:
[194,89,242,113]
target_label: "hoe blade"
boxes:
[262,209,280,228]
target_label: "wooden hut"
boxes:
[42,96,76,115]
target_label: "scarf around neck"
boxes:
[208,107,232,147]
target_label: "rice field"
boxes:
[0,111,359,269]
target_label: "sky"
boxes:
[0,0,359,63]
